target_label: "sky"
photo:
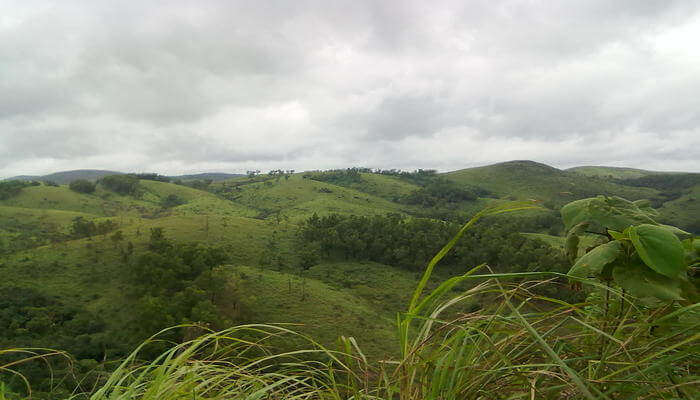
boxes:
[1,0,700,178]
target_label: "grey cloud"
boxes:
[1,0,699,178]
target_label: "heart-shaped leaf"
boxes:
[629,224,685,279]
[561,196,657,232]
[568,240,623,279]
[613,263,684,301]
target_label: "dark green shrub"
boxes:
[0,180,33,200]
[69,179,96,193]
[160,194,186,208]
[99,175,139,195]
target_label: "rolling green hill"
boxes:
[566,165,676,179]
[215,174,409,221]
[444,160,659,206]
[5,169,124,184]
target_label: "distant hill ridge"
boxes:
[4,161,695,184]
[4,170,243,184]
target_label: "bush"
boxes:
[69,179,96,193]
[133,173,171,183]
[0,180,31,200]
[160,194,186,208]
[99,175,139,195]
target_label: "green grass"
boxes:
[657,184,700,233]
[444,161,658,206]
[0,185,160,217]
[566,166,677,179]
[222,174,407,221]
[138,180,258,218]
[227,265,398,359]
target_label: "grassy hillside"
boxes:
[217,174,408,221]
[566,165,675,179]
[0,184,156,216]
[229,264,400,358]
[171,172,243,181]
[444,160,658,206]
[657,184,700,233]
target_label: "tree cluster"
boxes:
[306,168,365,186]
[99,174,139,195]
[401,180,490,207]
[0,286,114,396]
[375,168,439,186]
[0,180,37,200]
[133,173,171,182]
[160,194,186,208]
[175,179,213,190]
[68,179,96,193]
[70,217,118,239]
[126,228,232,340]
[297,213,568,275]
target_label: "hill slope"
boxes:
[567,165,685,179]
[444,160,658,206]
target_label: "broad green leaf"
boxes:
[613,264,683,301]
[561,199,591,231]
[561,196,657,232]
[568,240,623,279]
[629,224,685,279]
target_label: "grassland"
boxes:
[566,165,674,179]
[657,183,700,231]
[444,160,659,206]
[216,174,408,221]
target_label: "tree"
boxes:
[69,179,96,193]
[161,194,186,208]
[0,180,31,200]
[99,175,139,195]
[71,217,97,239]
[111,230,124,249]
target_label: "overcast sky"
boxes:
[2,0,699,178]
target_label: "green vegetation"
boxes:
[0,161,698,399]
[445,160,658,207]
[0,180,38,200]
[567,165,669,179]
[99,175,140,195]
[563,196,698,302]
[68,179,96,194]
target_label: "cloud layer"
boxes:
[2,0,699,177]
